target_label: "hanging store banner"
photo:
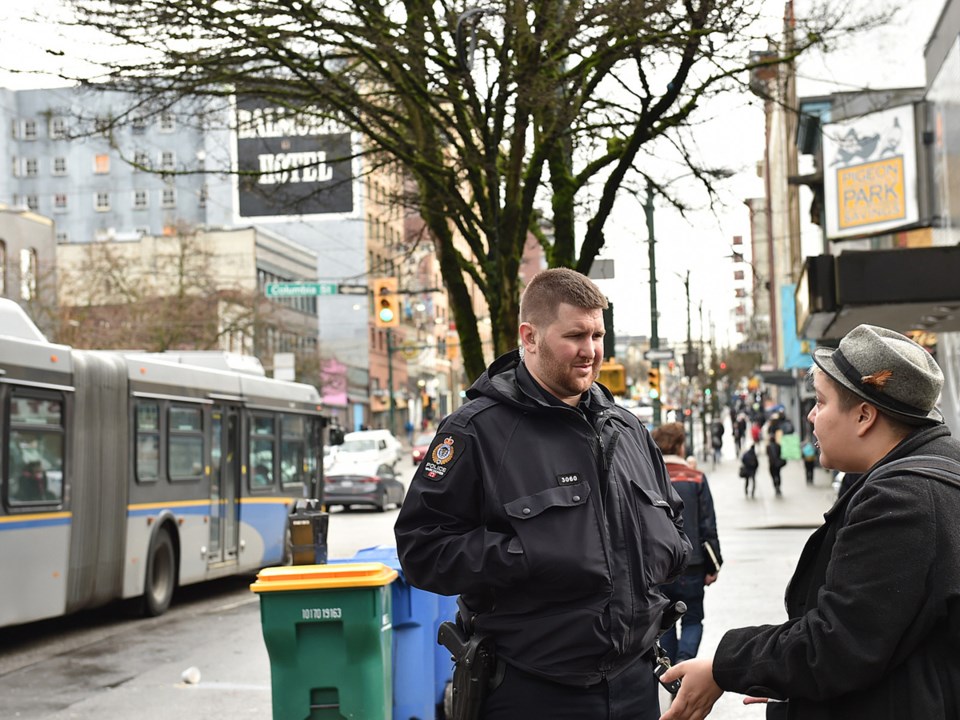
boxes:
[235,96,354,217]
[822,104,919,239]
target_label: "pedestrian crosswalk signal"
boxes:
[373,277,400,328]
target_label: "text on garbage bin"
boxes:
[302,607,342,620]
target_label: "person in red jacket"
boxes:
[660,324,960,720]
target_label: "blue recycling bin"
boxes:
[351,545,457,720]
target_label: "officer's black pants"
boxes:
[482,654,660,720]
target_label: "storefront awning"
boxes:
[797,246,960,341]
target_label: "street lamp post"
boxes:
[682,270,695,456]
[645,184,662,428]
[386,328,396,435]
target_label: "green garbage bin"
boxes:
[251,562,399,719]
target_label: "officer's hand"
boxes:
[704,573,718,586]
[658,658,723,720]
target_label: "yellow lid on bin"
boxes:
[250,562,398,593]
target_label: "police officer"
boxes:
[395,268,691,719]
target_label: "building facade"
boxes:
[55,226,320,375]
[0,85,469,432]
[0,204,57,336]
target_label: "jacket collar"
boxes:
[824,423,953,520]
[466,348,617,414]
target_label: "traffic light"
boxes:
[647,367,661,399]
[598,361,626,395]
[446,331,459,360]
[372,277,399,328]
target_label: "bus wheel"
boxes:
[143,528,176,617]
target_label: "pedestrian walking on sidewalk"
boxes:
[739,445,758,498]
[659,324,960,720]
[733,413,748,455]
[766,436,785,497]
[395,268,691,720]
[651,422,722,665]
[709,420,724,466]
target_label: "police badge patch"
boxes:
[420,433,464,481]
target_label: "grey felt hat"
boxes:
[813,324,944,425]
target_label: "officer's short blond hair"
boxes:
[520,268,607,328]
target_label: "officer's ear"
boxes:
[519,322,537,355]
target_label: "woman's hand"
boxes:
[658,658,724,720]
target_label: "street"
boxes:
[0,446,837,719]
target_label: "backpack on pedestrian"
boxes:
[740,446,758,478]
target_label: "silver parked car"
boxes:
[324,462,405,512]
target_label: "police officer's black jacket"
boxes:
[395,350,691,685]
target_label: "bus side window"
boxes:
[136,402,160,482]
[280,414,305,489]
[8,393,64,506]
[250,415,275,488]
[168,406,203,482]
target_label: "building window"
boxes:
[25,195,39,212]
[55,232,68,244]
[94,154,110,174]
[25,159,38,177]
[198,186,208,209]
[52,157,67,175]
[0,240,6,295]
[159,112,175,132]
[160,151,175,171]
[19,248,37,301]
[50,117,67,139]
[134,190,148,209]
[53,193,68,212]
[161,188,176,208]
[131,115,147,133]
[22,120,37,140]
[133,151,149,171]
[94,192,110,211]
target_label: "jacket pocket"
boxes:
[628,480,673,515]
[503,483,608,595]
[504,482,591,519]
[627,475,688,584]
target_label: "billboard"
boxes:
[822,104,919,239]
[235,96,354,217]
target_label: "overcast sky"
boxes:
[598,0,945,349]
[0,0,948,349]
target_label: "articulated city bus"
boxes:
[0,299,333,628]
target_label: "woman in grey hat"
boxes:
[659,324,960,720]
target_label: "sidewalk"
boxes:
[659,445,837,718]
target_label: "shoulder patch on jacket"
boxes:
[419,432,465,481]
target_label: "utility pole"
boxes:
[699,300,708,459]
[683,270,695,456]
[386,328,396,436]
[645,184,661,428]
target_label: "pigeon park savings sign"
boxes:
[821,104,920,240]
